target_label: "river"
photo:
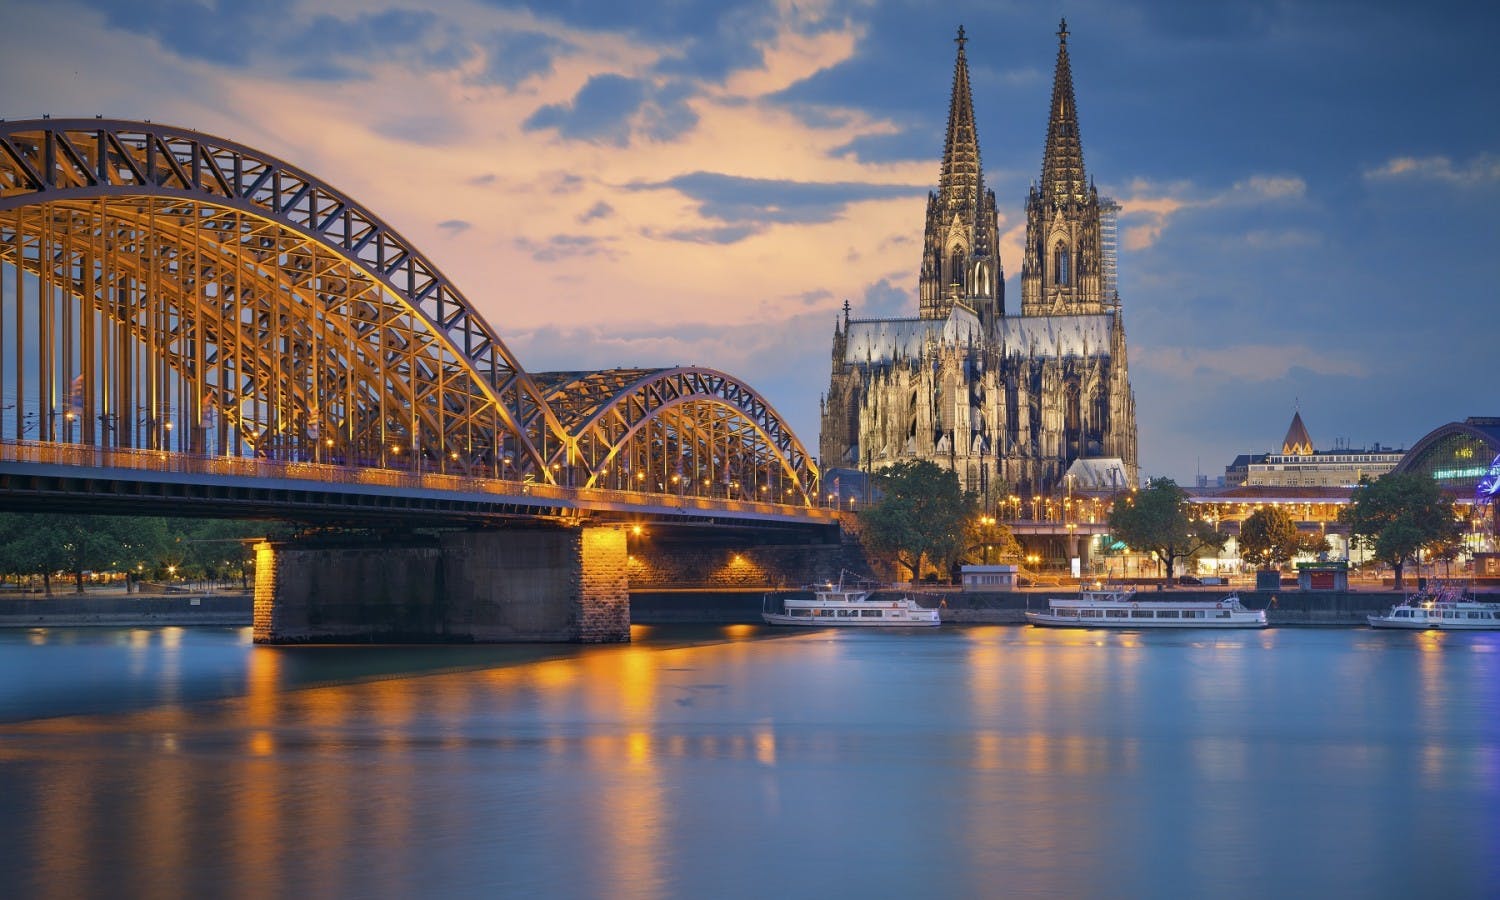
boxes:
[0,624,1496,898]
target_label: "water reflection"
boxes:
[0,625,1496,897]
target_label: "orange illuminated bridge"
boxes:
[0,118,829,531]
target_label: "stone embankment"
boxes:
[0,587,1475,629]
[0,592,252,627]
[631,587,1468,626]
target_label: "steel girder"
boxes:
[0,118,821,504]
[0,118,565,480]
[538,367,819,504]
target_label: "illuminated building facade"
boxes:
[1225,411,1404,489]
[819,22,1138,505]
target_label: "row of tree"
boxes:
[0,513,274,595]
[855,461,1465,590]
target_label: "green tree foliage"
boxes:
[1238,506,1302,569]
[0,514,164,594]
[1339,473,1462,589]
[1108,478,1226,582]
[857,460,973,581]
[966,515,1022,565]
[0,513,270,594]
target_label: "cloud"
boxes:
[477,28,571,88]
[853,278,911,319]
[437,219,473,234]
[1116,173,1307,250]
[523,73,698,144]
[644,225,764,244]
[74,0,460,81]
[577,201,614,223]
[629,171,924,229]
[513,233,618,261]
[1363,153,1500,187]
[830,127,932,164]
[1136,343,1368,383]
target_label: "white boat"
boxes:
[761,573,941,627]
[1025,585,1267,628]
[1367,584,1500,630]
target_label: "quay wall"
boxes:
[0,588,1451,630]
[0,593,252,627]
[631,588,1431,626]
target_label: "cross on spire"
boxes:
[955,25,966,51]
[1057,18,1068,43]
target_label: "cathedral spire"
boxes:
[1040,18,1086,203]
[939,25,982,212]
[918,26,1001,324]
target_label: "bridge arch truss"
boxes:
[538,367,818,504]
[0,119,819,505]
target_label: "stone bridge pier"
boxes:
[253,526,629,644]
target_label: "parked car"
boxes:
[1178,575,1202,585]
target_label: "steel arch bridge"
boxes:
[0,118,819,513]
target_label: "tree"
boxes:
[0,514,158,595]
[857,460,973,581]
[1339,473,1462,590]
[1108,478,1226,582]
[1238,506,1302,570]
[966,515,1022,566]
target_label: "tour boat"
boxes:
[1367,584,1500,630]
[1025,585,1268,628]
[761,573,941,627]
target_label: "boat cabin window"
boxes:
[860,610,882,618]
[1395,610,1410,618]
[838,609,857,617]
[1216,611,1231,619]
[790,608,812,616]
[1082,609,1101,617]
[1181,610,1200,619]
[1130,610,1152,618]
[1106,610,1128,618]
[1155,610,1179,618]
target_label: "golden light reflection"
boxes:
[754,726,777,767]
[249,729,276,757]
[245,647,282,726]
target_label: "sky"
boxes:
[2,0,1497,484]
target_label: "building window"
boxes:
[1054,245,1070,286]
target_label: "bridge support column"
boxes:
[253,525,630,644]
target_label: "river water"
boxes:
[0,624,1496,899]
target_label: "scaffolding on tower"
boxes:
[1100,196,1121,305]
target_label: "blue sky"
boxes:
[2,0,1497,483]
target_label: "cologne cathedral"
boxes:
[819,21,1139,505]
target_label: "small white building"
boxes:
[961,564,1018,591]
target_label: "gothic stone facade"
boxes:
[820,22,1138,505]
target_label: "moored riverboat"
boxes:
[1025,585,1267,628]
[1367,583,1500,630]
[762,572,941,627]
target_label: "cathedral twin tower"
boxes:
[820,21,1139,503]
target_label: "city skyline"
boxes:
[3,0,1495,484]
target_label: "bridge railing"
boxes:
[0,439,836,521]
